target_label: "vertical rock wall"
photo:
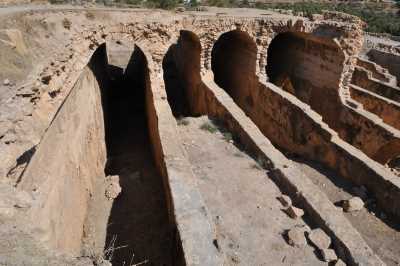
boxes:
[17,47,108,255]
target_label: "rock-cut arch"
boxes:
[162,30,202,117]
[211,29,258,108]
[266,31,345,129]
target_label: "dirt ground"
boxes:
[177,116,326,265]
[291,158,400,266]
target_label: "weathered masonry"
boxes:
[3,8,400,266]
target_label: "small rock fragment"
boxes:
[105,175,121,200]
[307,228,331,250]
[335,259,347,266]
[3,79,10,86]
[321,248,338,262]
[41,74,52,85]
[286,227,307,248]
[343,197,364,212]
[277,194,292,208]
[286,206,304,219]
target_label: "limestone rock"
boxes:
[307,228,331,250]
[311,14,324,21]
[335,259,347,266]
[321,249,338,262]
[286,227,307,248]
[343,197,364,212]
[105,175,121,200]
[277,194,292,208]
[285,206,304,219]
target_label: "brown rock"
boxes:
[307,228,331,250]
[286,227,307,248]
[321,249,338,262]
[285,206,304,219]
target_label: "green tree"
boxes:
[146,0,178,9]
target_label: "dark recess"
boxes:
[88,44,177,266]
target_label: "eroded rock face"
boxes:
[0,5,399,266]
[18,64,108,255]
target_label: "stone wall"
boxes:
[161,27,400,221]
[17,46,108,255]
[356,58,395,84]
[349,84,400,130]
[206,25,400,166]
[352,66,400,102]
[144,44,221,266]
[240,79,400,220]
[197,74,383,266]
[367,48,400,82]
[1,10,382,262]
[266,32,345,128]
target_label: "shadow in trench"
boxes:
[162,44,191,117]
[93,45,174,266]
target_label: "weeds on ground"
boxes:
[62,18,71,30]
[177,117,190,126]
[200,121,217,133]
[103,235,128,262]
[222,132,233,142]
[102,234,149,266]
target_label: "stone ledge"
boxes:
[201,73,384,265]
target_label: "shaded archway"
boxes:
[211,30,258,109]
[162,30,202,117]
[266,31,345,129]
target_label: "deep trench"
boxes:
[95,46,174,265]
